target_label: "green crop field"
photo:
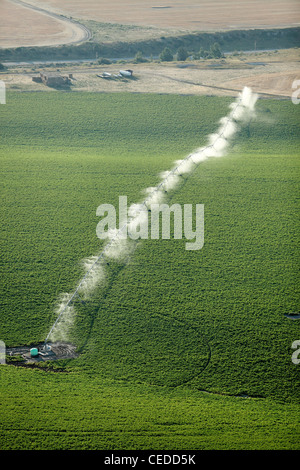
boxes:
[0,91,299,450]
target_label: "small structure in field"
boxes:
[32,72,71,87]
[32,75,42,83]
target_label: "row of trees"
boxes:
[159,42,223,62]
[97,42,223,66]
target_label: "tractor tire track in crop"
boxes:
[75,255,135,356]
[44,88,257,387]
[153,311,212,388]
[74,241,212,389]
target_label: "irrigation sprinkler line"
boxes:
[44,96,245,345]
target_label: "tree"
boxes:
[159,47,173,62]
[210,42,223,58]
[97,57,111,65]
[134,51,147,63]
[176,46,188,61]
[198,47,208,59]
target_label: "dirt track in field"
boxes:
[0,0,91,48]
[1,0,300,49]
[2,49,299,99]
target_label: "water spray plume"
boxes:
[45,87,258,344]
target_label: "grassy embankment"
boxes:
[0,25,299,62]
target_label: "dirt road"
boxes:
[2,49,299,99]
[1,0,91,48]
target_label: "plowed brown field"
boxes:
[27,0,300,30]
[1,0,300,49]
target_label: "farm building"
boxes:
[32,72,71,87]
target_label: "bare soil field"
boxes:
[25,0,300,31]
[223,70,300,97]
[1,1,300,50]
[0,0,90,48]
[2,49,299,99]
